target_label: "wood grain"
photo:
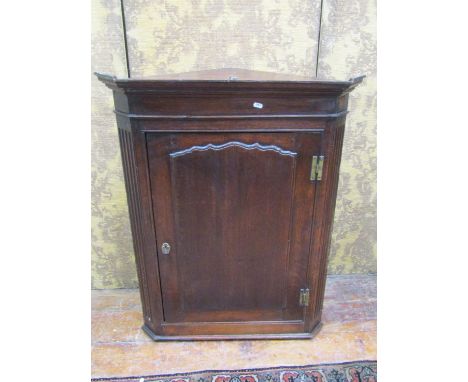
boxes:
[97,68,361,339]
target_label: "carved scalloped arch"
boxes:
[170,141,297,158]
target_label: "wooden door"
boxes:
[147,132,322,324]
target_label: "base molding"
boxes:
[142,322,322,341]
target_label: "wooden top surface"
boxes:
[95,68,364,94]
[141,68,318,82]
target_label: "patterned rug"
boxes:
[91,360,377,382]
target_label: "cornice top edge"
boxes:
[95,72,366,95]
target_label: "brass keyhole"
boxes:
[161,242,171,255]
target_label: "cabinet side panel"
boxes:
[316,119,346,318]
[305,116,347,330]
[117,128,151,320]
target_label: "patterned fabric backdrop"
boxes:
[91,0,377,289]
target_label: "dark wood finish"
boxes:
[96,68,363,340]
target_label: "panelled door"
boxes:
[147,131,322,324]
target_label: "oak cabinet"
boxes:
[96,68,363,340]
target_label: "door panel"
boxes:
[147,132,322,323]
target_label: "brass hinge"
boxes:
[310,155,325,181]
[299,288,310,307]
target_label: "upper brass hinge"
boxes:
[299,288,310,307]
[310,155,324,181]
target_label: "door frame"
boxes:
[133,117,335,339]
[146,130,324,332]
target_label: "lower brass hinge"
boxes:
[310,155,325,181]
[299,288,310,307]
